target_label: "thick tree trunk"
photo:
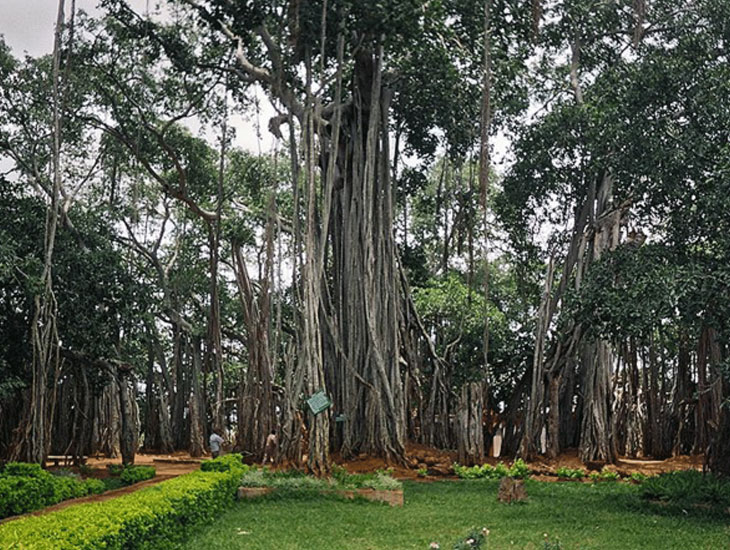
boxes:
[707,372,730,475]
[456,382,485,465]
[10,0,66,465]
[579,340,616,462]
[189,336,206,457]
[171,324,187,449]
[672,332,693,455]
[94,379,121,458]
[520,257,554,458]
[207,224,225,435]
[328,47,406,463]
[232,220,276,459]
[117,367,138,465]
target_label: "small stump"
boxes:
[498,477,527,503]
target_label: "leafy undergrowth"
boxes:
[640,470,730,514]
[239,465,402,491]
[555,467,586,480]
[183,480,729,550]
[453,459,530,480]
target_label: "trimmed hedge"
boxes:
[0,463,104,520]
[200,453,244,473]
[0,462,248,549]
[119,465,156,485]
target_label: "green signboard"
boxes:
[306,390,332,416]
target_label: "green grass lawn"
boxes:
[184,480,730,550]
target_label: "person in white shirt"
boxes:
[209,431,224,458]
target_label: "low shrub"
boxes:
[107,463,125,476]
[0,462,108,519]
[3,462,46,477]
[453,459,531,480]
[102,477,125,492]
[0,466,244,549]
[239,465,402,492]
[555,467,586,480]
[509,459,531,479]
[200,453,244,472]
[588,468,620,483]
[640,470,730,510]
[330,465,402,490]
[0,475,55,518]
[84,478,106,495]
[628,471,649,484]
[119,465,156,485]
[52,476,90,502]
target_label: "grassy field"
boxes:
[183,480,730,550]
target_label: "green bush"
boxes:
[0,475,55,518]
[0,466,243,549]
[120,465,156,485]
[588,468,620,483]
[0,462,107,519]
[453,460,531,480]
[509,459,530,479]
[239,465,401,492]
[84,478,106,495]
[102,477,125,492]
[555,467,586,480]
[640,470,730,510]
[629,471,649,484]
[107,463,125,476]
[52,475,89,502]
[200,453,244,472]
[3,462,46,477]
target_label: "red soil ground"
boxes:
[337,442,704,481]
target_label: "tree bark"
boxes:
[117,366,138,465]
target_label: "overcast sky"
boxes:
[2,0,146,58]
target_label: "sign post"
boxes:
[306,390,332,416]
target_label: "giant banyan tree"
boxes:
[0,0,728,476]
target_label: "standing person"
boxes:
[209,431,224,459]
[262,429,278,464]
